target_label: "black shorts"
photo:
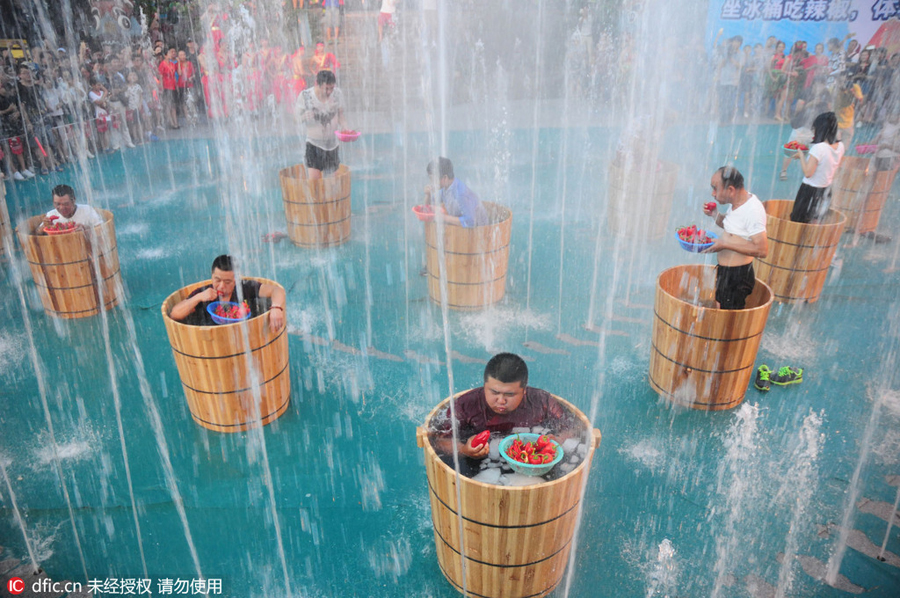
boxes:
[716,263,755,310]
[164,88,178,107]
[305,142,340,174]
[790,182,829,223]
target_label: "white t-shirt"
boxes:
[296,86,343,151]
[380,0,397,14]
[722,193,766,240]
[46,204,104,227]
[803,141,845,188]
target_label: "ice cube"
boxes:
[560,463,575,474]
[511,427,531,434]
[577,443,588,457]
[488,438,500,460]
[531,426,548,435]
[562,438,580,454]
[472,468,502,485]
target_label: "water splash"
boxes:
[711,403,760,598]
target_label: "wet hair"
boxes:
[715,166,745,190]
[484,353,528,387]
[211,254,234,273]
[316,70,336,85]
[811,112,838,144]
[426,157,454,179]
[52,184,75,200]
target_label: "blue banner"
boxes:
[706,1,893,51]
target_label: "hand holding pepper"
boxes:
[459,434,490,459]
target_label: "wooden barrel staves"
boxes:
[831,156,898,233]
[0,179,10,258]
[280,163,351,247]
[649,265,773,411]
[754,200,846,304]
[425,202,512,310]
[607,160,678,240]
[161,278,291,433]
[416,395,601,598]
[16,209,122,319]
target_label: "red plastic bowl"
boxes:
[335,130,361,142]
[412,205,435,222]
[44,224,77,236]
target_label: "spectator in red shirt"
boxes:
[158,47,179,128]
[177,50,196,123]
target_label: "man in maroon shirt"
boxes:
[435,353,569,459]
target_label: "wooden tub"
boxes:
[416,394,601,598]
[649,264,773,411]
[830,156,898,234]
[280,163,351,247]
[607,160,679,240]
[425,202,512,310]
[0,179,10,258]
[16,209,122,318]
[754,200,846,304]
[161,278,290,432]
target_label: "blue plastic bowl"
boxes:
[499,433,565,477]
[207,301,251,325]
[676,229,717,253]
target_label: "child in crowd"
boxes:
[124,70,144,145]
[836,77,864,148]
[88,77,112,153]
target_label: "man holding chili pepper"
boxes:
[38,184,103,233]
[169,254,286,330]
[434,353,571,460]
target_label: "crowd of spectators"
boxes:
[0,2,343,183]
[713,33,900,136]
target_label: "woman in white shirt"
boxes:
[791,111,845,223]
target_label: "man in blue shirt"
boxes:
[425,157,488,228]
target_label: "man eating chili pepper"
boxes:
[168,254,286,330]
[433,353,573,461]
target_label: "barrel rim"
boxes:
[655,264,774,314]
[18,208,115,237]
[161,276,284,329]
[278,162,350,182]
[762,199,847,229]
[424,200,513,228]
[421,391,599,492]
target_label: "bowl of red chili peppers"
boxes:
[675,225,717,253]
[499,433,564,477]
[44,221,77,236]
[207,301,252,325]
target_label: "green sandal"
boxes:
[754,365,772,392]
[770,366,803,386]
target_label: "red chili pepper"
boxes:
[471,430,490,449]
[705,202,717,211]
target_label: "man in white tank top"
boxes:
[702,166,769,309]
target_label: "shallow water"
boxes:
[1,120,899,596]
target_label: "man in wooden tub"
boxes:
[169,254,286,330]
[424,157,489,228]
[38,184,104,234]
[431,353,576,475]
[702,166,768,310]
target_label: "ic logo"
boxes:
[7,577,25,594]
